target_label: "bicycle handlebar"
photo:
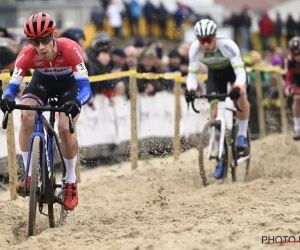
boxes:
[2,104,74,134]
[190,94,242,113]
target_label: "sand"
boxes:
[1,133,300,250]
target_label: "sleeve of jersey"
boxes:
[186,41,201,91]
[70,44,93,105]
[2,52,28,99]
[221,39,247,87]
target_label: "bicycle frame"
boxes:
[23,104,67,198]
[207,100,232,160]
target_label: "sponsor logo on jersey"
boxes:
[201,57,228,65]
[37,84,46,91]
[38,67,72,75]
[62,91,70,97]
[73,46,84,61]
[81,93,91,105]
[35,62,44,66]
[56,59,64,63]
[34,54,42,61]
[58,51,63,57]
[224,45,237,57]
[43,68,69,73]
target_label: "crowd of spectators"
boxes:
[1,3,298,106]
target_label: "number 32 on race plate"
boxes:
[10,67,23,80]
[76,63,88,76]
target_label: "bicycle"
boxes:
[2,98,74,237]
[190,93,251,186]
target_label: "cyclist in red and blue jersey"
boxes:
[0,13,92,211]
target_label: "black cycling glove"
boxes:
[229,87,240,100]
[0,95,15,113]
[64,98,81,118]
[185,90,196,103]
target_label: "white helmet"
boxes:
[194,19,217,38]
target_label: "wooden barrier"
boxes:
[173,77,181,161]
[255,70,266,138]
[1,70,18,200]
[274,73,288,134]
[129,76,138,170]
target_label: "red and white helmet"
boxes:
[24,13,56,39]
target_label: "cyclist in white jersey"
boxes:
[185,19,250,179]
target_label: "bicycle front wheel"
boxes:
[198,120,231,186]
[28,136,41,237]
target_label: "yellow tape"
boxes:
[0,64,287,84]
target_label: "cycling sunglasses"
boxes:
[29,35,53,47]
[198,37,215,45]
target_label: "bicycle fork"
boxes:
[207,102,227,161]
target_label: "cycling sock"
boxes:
[294,117,300,131]
[237,119,248,137]
[64,156,77,183]
[21,151,32,177]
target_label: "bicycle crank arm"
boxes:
[38,202,48,217]
[54,196,64,206]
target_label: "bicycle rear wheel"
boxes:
[243,128,251,181]
[198,120,231,187]
[28,136,41,237]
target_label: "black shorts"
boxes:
[21,70,79,106]
[206,66,248,104]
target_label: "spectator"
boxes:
[133,37,145,57]
[174,1,185,29]
[0,27,9,38]
[89,47,116,105]
[0,46,30,99]
[0,46,16,74]
[273,47,285,69]
[91,7,105,31]
[286,14,298,47]
[129,0,142,36]
[137,48,157,96]
[124,45,138,69]
[177,42,190,76]
[167,49,181,90]
[87,31,113,75]
[106,0,122,38]
[160,55,169,73]
[274,12,283,47]
[223,12,240,43]
[259,11,274,51]
[111,48,129,97]
[239,5,252,52]
[144,0,155,37]
[157,3,168,38]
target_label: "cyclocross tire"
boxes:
[28,136,41,237]
[48,158,66,227]
[198,120,231,187]
[243,128,251,182]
